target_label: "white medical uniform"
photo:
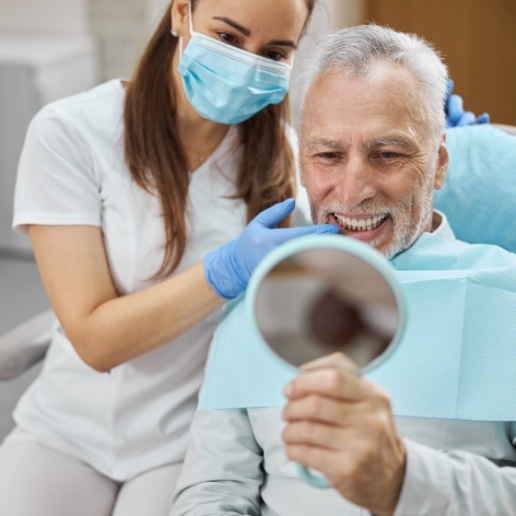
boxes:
[8,78,308,482]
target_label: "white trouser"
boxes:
[0,426,182,516]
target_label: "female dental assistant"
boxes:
[0,1,336,515]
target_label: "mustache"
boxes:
[313,200,403,220]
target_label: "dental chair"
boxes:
[0,310,56,440]
[1,123,515,438]
[434,124,516,252]
[0,309,56,381]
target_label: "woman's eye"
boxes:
[217,32,238,45]
[264,50,286,62]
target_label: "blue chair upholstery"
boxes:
[435,125,516,252]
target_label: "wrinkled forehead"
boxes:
[300,64,430,146]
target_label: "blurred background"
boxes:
[0,0,515,438]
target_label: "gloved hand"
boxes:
[445,79,490,128]
[204,198,340,299]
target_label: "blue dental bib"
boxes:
[199,232,516,421]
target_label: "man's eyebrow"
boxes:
[365,136,415,150]
[212,17,298,49]
[305,137,346,149]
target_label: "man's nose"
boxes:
[335,154,376,207]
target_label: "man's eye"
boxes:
[318,152,339,159]
[378,151,401,160]
[313,152,341,164]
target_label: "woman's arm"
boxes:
[29,224,223,372]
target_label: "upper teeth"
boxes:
[334,214,386,230]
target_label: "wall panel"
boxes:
[366,0,516,124]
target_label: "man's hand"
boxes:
[281,352,406,516]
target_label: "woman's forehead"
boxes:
[194,0,309,40]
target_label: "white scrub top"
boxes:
[12,79,257,480]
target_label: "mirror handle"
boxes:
[294,370,363,489]
[295,463,330,489]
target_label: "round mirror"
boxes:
[248,235,406,374]
[246,234,406,488]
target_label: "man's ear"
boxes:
[434,133,448,191]
[298,136,307,187]
[171,0,190,35]
[299,160,307,188]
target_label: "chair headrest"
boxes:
[434,125,516,253]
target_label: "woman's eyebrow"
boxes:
[213,17,251,37]
[269,39,298,49]
[212,17,298,48]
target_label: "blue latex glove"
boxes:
[445,79,490,128]
[204,198,340,299]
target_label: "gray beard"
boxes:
[310,191,434,260]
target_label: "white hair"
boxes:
[299,24,449,145]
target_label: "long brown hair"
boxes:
[124,0,317,277]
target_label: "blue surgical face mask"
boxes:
[177,2,292,125]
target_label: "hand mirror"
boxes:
[246,234,407,487]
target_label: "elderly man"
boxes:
[171,25,516,515]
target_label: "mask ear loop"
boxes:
[179,1,195,60]
[188,0,195,34]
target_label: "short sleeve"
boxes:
[13,103,102,234]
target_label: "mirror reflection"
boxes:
[254,248,399,371]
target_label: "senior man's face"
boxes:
[300,63,448,258]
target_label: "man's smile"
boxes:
[333,213,387,232]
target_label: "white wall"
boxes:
[333,0,365,29]
[144,0,170,33]
[89,0,146,80]
[0,0,99,253]
[0,0,149,80]
[0,0,91,35]
[290,0,365,125]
